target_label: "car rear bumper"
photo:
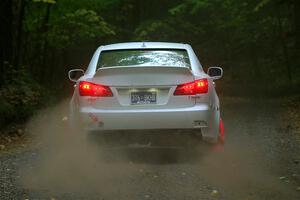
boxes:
[77,104,219,139]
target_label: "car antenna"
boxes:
[141,42,146,48]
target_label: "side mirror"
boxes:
[207,67,223,80]
[68,69,84,82]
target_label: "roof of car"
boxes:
[100,42,189,51]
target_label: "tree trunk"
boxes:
[14,0,26,69]
[40,3,52,84]
[0,0,13,86]
[276,7,292,82]
[294,0,300,69]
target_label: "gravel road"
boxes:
[1,96,300,200]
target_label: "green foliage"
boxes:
[135,20,177,41]
[0,69,43,127]
[254,0,271,12]
[32,0,56,4]
[169,3,187,15]
[24,5,116,49]
[1,0,300,130]
[9,0,300,85]
[133,0,299,84]
[48,9,115,48]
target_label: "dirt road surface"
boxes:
[1,96,300,200]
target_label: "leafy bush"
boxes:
[0,69,43,129]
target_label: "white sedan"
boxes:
[68,42,224,143]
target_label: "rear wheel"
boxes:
[202,117,225,143]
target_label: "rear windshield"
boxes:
[97,49,190,68]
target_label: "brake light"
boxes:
[79,81,113,97]
[174,78,208,95]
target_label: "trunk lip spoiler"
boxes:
[92,65,201,87]
[96,65,191,71]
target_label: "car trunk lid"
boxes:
[86,66,198,109]
[92,66,193,86]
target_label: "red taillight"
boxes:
[79,81,113,97]
[174,78,208,95]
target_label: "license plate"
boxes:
[131,92,157,105]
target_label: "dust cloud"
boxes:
[19,100,297,199]
[20,100,139,197]
[195,144,295,199]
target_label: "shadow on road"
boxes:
[86,131,223,164]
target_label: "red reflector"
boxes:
[79,81,113,97]
[219,118,225,142]
[174,78,208,95]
